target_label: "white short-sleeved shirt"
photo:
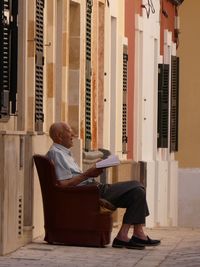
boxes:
[46,143,94,185]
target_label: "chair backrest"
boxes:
[33,154,59,216]
[33,154,57,186]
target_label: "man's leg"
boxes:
[133,224,147,240]
[119,186,160,245]
[115,223,130,242]
[99,181,148,249]
[99,181,160,247]
[116,223,147,242]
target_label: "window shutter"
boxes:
[0,0,10,117]
[157,64,169,148]
[35,0,44,131]
[0,0,18,118]
[170,56,179,152]
[85,0,92,150]
[122,45,128,154]
[10,0,18,114]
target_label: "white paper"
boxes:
[96,155,120,168]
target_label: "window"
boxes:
[157,63,169,148]
[170,56,179,152]
[122,45,128,154]
[85,0,93,151]
[0,0,18,119]
[35,0,44,131]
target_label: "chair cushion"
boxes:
[99,198,116,213]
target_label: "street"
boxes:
[0,227,200,266]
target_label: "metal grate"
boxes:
[157,64,169,148]
[0,0,10,116]
[170,56,179,152]
[10,0,18,114]
[122,46,128,154]
[0,0,18,117]
[85,0,93,151]
[35,0,44,131]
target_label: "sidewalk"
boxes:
[0,227,200,267]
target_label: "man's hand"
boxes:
[57,166,104,187]
[84,166,104,178]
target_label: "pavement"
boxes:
[0,227,200,267]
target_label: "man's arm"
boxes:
[56,166,104,187]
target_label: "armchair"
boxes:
[33,154,113,247]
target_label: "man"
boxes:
[46,122,160,249]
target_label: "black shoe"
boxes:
[112,238,145,250]
[131,235,161,246]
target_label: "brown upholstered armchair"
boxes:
[33,154,113,247]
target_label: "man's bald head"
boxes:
[49,122,74,148]
[49,122,65,141]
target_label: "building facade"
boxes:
[0,0,184,255]
[124,0,181,227]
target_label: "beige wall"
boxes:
[176,1,200,168]
[175,1,200,228]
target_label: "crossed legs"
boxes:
[99,181,160,248]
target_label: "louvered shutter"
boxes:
[0,0,18,118]
[170,56,179,152]
[85,0,92,151]
[10,0,18,114]
[35,0,44,131]
[122,45,128,154]
[0,0,10,117]
[157,64,169,148]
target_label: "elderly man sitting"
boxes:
[46,122,161,249]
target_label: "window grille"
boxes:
[122,45,128,154]
[0,0,18,118]
[85,0,93,151]
[10,0,18,114]
[35,0,44,131]
[157,64,169,148]
[170,56,179,152]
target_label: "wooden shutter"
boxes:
[157,64,169,148]
[85,0,92,150]
[170,56,179,152]
[10,0,18,114]
[35,0,44,131]
[0,0,18,118]
[0,0,10,117]
[122,45,128,154]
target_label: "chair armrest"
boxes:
[51,184,101,215]
[55,184,99,193]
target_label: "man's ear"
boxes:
[54,131,62,144]
[57,133,63,143]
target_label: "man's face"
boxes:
[60,124,75,149]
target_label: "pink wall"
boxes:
[160,0,176,55]
[125,0,142,159]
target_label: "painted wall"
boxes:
[176,0,200,227]
[103,0,125,158]
[176,1,200,168]
[125,0,142,160]
[160,1,176,55]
